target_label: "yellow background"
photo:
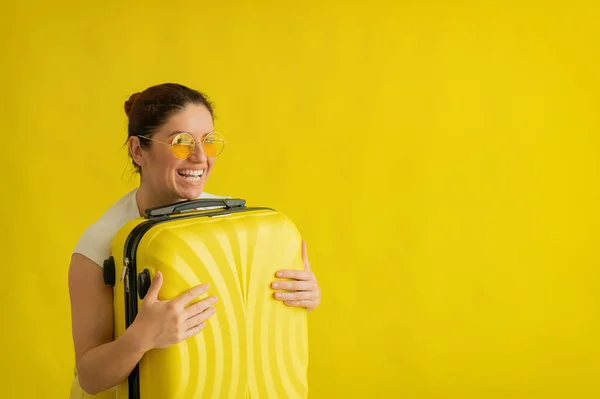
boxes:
[1,1,600,398]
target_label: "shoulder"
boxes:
[73,190,230,267]
[73,190,140,267]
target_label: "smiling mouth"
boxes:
[177,169,204,182]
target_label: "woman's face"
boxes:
[129,104,217,201]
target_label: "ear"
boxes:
[128,136,146,168]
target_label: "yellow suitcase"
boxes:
[102,198,309,399]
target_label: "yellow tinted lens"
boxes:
[203,133,225,157]
[172,133,194,159]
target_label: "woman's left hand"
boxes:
[271,240,321,311]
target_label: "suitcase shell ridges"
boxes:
[111,208,308,399]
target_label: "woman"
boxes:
[68,83,322,396]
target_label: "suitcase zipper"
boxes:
[120,258,129,283]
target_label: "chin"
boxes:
[174,181,206,201]
[172,169,211,201]
[178,187,204,201]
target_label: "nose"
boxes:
[188,142,207,163]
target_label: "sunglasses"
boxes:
[138,131,226,159]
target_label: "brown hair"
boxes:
[124,83,215,173]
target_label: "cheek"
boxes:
[148,150,179,175]
[206,158,216,173]
[169,157,184,170]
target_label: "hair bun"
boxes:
[124,92,141,117]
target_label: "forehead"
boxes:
[155,104,214,139]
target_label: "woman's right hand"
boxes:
[130,271,217,352]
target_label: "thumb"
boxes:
[144,270,163,302]
[302,240,311,270]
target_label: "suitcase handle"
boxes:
[145,198,246,218]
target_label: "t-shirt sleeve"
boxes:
[200,192,232,199]
[72,222,112,267]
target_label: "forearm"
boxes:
[76,326,146,395]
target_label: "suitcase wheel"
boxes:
[103,256,115,286]
[138,269,151,300]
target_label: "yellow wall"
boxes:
[1,1,600,398]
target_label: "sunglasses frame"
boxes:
[138,131,226,159]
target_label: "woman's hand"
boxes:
[271,241,321,311]
[131,271,218,352]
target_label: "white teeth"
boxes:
[178,169,204,176]
[178,169,203,182]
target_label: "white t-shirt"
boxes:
[73,189,227,267]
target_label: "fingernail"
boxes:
[272,283,280,289]
[275,293,282,299]
[277,272,283,277]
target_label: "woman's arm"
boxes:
[68,253,217,395]
[68,253,145,394]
